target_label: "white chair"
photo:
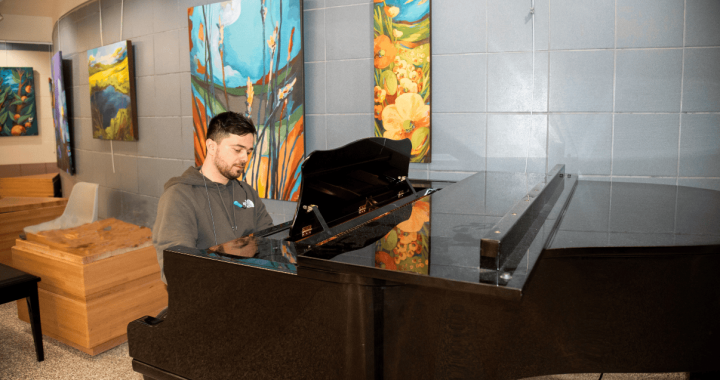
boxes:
[23,182,99,235]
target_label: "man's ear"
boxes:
[206,138,217,156]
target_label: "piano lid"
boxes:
[207,165,573,298]
[287,137,415,242]
[548,180,720,249]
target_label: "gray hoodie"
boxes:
[153,166,274,283]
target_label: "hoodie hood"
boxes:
[164,166,208,190]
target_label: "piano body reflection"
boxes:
[128,138,720,380]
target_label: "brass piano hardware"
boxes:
[301,225,312,237]
[359,205,366,214]
[512,213,517,216]
[495,231,501,234]
[303,204,317,213]
[398,191,404,198]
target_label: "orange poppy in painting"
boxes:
[384,6,400,18]
[397,199,430,233]
[380,93,430,155]
[375,251,397,270]
[374,35,396,69]
[374,104,383,120]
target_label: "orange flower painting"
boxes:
[374,0,431,162]
[375,197,431,275]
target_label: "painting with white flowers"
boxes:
[374,0,431,163]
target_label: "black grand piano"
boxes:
[128,138,720,380]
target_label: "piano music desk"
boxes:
[0,196,68,267]
[11,218,168,356]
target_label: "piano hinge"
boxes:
[359,205,367,214]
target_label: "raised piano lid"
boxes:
[287,137,416,242]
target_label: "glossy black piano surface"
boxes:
[128,138,720,380]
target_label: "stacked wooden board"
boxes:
[0,197,68,266]
[12,218,168,355]
[0,173,61,198]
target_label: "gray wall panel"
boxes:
[54,0,720,229]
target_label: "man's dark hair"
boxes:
[206,112,256,143]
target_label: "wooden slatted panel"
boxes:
[0,173,59,198]
[0,197,67,267]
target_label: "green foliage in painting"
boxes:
[0,67,38,137]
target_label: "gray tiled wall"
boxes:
[54,0,720,228]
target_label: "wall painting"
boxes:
[0,67,37,137]
[87,40,138,141]
[188,0,305,201]
[374,0,431,163]
[51,52,75,174]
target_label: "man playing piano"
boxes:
[152,111,274,283]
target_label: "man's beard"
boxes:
[214,155,244,180]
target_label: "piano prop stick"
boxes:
[128,138,720,380]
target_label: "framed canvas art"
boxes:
[51,52,75,174]
[87,40,138,141]
[188,0,305,201]
[0,67,38,137]
[373,0,431,163]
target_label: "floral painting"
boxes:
[188,0,305,201]
[0,67,37,137]
[51,52,75,174]
[374,0,431,163]
[87,40,138,141]
[375,197,431,275]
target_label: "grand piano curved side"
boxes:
[128,138,720,380]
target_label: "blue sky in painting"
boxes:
[188,0,302,88]
[88,41,127,65]
[382,0,429,23]
[0,67,33,94]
